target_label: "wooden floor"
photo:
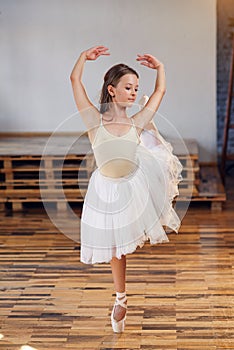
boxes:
[0,175,234,350]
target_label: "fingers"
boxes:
[136,53,153,59]
[136,54,146,60]
[142,54,154,58]
[94,45,110,53]
[93,45,109,50]
[136,53,160,69]
[140,62,150,67]
[95,49,110,59]
[96,47,110,56]
[88,45,109,59]
[136,54,157,64]
[96,52,110,58]
[98,47,109,52]
[138,58,151,65]
[139,61,155,69]
[89,45,110,54]
[137,53,153,58]
[136,56,152,64]
[98,51,110,57]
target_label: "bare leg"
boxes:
[110,254,127,321]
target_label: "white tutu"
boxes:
[140,128,184,205]
[80,131,183,265]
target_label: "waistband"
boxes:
[95,158,141,183]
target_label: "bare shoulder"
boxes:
[79,106,101,131]
[82,107,102,144]
[131,109,159,136]
[131,110,149,130]
[130,112,144,137]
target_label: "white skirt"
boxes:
[80,133,183,265]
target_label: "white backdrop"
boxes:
[0,0,216,161]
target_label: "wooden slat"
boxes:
[167,137,198,157]
[198,164,226,197]
[1,188,87,197]
[0,136,227,212]
[176,163,226,210]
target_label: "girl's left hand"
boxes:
[136,54,163,69]
[84,45,110,61]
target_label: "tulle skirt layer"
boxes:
[80,140,183,265]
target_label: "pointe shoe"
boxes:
[111,292,127,333]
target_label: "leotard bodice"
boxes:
[91,114,141,178]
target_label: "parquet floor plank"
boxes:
[0,175,233,350]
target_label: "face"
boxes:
[108,73,139,106]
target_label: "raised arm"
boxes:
[132,54,166,129]
[70,45,110,129]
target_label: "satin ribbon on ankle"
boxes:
[116,291,126,299]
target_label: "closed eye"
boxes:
[126,87,138,91]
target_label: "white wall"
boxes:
[0,0,216,161]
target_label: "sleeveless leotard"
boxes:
[91,114,141,178]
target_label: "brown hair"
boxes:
[99,63,139,114]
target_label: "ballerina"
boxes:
[70,45,183,333]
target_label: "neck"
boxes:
[105,103,128,120]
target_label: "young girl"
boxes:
[70,45,183,333]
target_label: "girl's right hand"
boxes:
[136,54,163,70]
[83,46,110,60]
